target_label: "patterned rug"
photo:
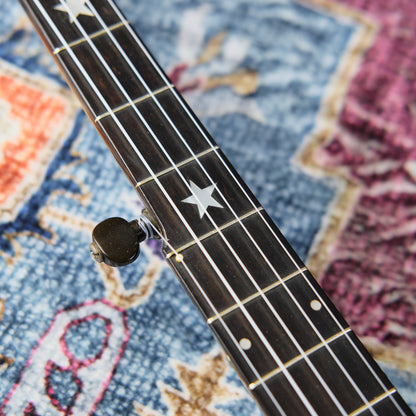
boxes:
[0,0,415,414]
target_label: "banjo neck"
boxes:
[18,0,414,415]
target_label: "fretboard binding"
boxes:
[136,146,221,189]
[95,84,175,122]
[53,21,127,55]
[348,388,397,416]
[248,327,352,391]
[207,266,308,325]
[166,206,264,260]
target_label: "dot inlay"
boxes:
[310,300,322,311]
[239,338,252,350]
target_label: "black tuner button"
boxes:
[89,217,147,267]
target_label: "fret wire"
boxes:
[40,2,310,412]
[206,266,307,325]
[53,21,126,55]
[95,84,174,122]
[249,328,352,391]
[349,389,397,416]
[86,5,379,413]
[149,218,287,414]
[102,3,405,413]
[78,3,336,413]
[36,0,140,183]
[165,206,264,259]
[136,145,220,188]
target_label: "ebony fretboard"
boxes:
[19,1,414,415]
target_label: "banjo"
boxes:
[18,0,414,415]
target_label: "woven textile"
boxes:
[0,0,415,414]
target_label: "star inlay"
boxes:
[182,181,224,219]
[54,0,94,23]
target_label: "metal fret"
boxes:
[207,266,307,324]
[166,206,264,259]
[136,145,220,188]
[248,328,352,391]
[95,84,174,122]
[166,210,304,319]
[349,389,397,416]
[53,21,126,54]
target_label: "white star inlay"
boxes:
[54,0,94,23]
[181,181,224,219]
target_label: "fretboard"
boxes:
[19,1,414,415]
